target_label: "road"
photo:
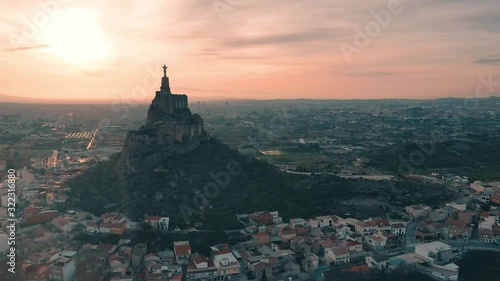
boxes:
[405,220,419,245]
[404,219,500,253]
[279,169,396,181]
[406,239,500,253]
[164,228,244,234]
[444,240,500,252]
[86,122,102,150]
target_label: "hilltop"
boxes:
[66,66,462,229]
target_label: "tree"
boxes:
[480,203,491,212]
[261,269,267,281]
[141,222,153,231]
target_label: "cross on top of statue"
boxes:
[162,65,168,77]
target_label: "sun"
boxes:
[41,8,111,64]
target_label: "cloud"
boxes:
[223,29,335,48]
[474,58,500,65]
[354,71,395,77]
[334,71,396,77]
[1,0,500,100]
[5,44,49,52]
[457,9,500,33]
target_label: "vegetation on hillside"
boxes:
[67,135,461,229]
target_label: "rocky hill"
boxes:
[66,66,295,228]
[66,66,462,229]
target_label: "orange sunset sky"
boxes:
[1,0,499,102]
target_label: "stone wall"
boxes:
[154,92,188,115]
[156,119,203,144]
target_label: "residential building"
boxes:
[253,233,270,244]
[279,228,297,241]
[325,247,350,265]
[25,264,50,281]
[147,216,169,231]
[145,263,170,281]
[366,255,388,270]
[491,194,500,205]
[414,242,454,265]
[212,245,240,280]
[368,218,392,232]
[344,239,363,253]
[174,241,191,265]
[86,221,126,235]
[365,234,387,251]
[186,254,217,280]
[390,223,406,236]
[25,210,59,225]
[302,253,319,272]
[0,230,8,254]
[419,263,459,281]
[444,219,472,240]
[345,219,375,236]
[289,218,307,229]
[132,243,147,268]
[48,257,75,281]
[51,216,78,232]
[406,205,431,219]
[470,181,486,193]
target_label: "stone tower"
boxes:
[116,65,208,172]
[148,65,189,118]
[135,65,205,144]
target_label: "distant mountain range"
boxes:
[1,92,499,105]
[0,93,44,103]
[0,93,125,104]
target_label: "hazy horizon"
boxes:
[2,91,500,105]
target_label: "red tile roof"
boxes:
[341,263,370,273]
[296,227,311,235]
[144,253,158,260]
[170,274,183,281]
[320,240,335,249]
[101,212,113,219]
[365,221,377,227]
[214,249,231,256]
[24,207,42,216]
[281,228,296,235]
[192,255,204,265]
[331,247,349,255]
[447,219,466,228]
[345,240,362,247]
[255,262,270,269]
[175,245,191,256]
[391,223,405,229]
[97,244,116,251]
[372,218,391,227]
[25,264,50,274]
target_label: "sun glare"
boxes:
[41,9,111,64]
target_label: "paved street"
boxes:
[405,220,418,244]
[406,239,500,253]
[444,240,500,251]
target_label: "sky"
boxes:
[0,0,499,102]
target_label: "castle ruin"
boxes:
[125,65,206,153]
